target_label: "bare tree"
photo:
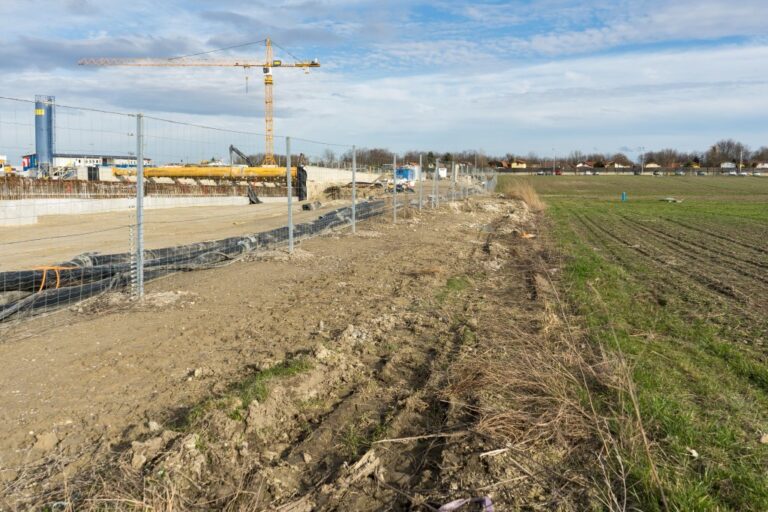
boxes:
[322,148,336,168]
[705,139,750,166]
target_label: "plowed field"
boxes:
[506,175,768,511]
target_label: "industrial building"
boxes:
[22,95,150,180]
[22,153,151,180]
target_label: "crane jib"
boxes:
[77,38,320,167]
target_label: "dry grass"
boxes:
[440,221,630,510]
[498,180,547,212]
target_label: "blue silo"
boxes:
[34,95,55,174]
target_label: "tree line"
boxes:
[237,139,767,169]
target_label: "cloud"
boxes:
[505,0,768,56]
[0,35,201,71]
[1,0,767,160]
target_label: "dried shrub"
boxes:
[499,181,546,212]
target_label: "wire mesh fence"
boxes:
[0,95,496,329]
[0,97,138,323]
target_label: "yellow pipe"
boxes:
[113,166,296,179]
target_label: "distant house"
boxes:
[754,162,768,169]
[509,159,527,169]
[720,162,736,169]
[576,161,593,168]
[606,161,631,169]
[645,162,661,169]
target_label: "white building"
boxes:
[22,152,152,180]
[720,162,736,169]
[52,154,151,169]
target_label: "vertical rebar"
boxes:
[135,113,144,298]
[418,153,423,210]
[286,136,293,253]
[351,144,357,234]
[392,154,397,224]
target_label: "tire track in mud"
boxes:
[618,216,768,289]
[271,319,462,510]
[263,212,509,510]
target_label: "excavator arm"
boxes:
[229,144,257,167]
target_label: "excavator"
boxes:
[229,144,258,168]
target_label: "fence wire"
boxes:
[0,95,496,330]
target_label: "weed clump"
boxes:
[235,357,313,408]
[499,180,547,212]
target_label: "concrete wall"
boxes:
[1,167,384,226]
[305,166,382,184]
[0,196,250,226]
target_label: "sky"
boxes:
[1,0,767,163]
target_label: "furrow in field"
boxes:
[619,216,768,289]
[571,213,731,314]
[662,217,768,256]
[650,216,768,269]
[577,213,753,308]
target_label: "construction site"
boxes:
[3,13,768,512]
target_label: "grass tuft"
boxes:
[498,180,547,211]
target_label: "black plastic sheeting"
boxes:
[0,199,388,322]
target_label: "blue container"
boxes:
[395,167,415,181]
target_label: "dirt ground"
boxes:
[0,194,604,510]
[0,199,358,271]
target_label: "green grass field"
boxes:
[501,175,768,511]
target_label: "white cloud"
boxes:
[1,0,767,160]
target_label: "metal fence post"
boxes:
[392,154,397,224]
[418,153,423,210]
[351,144,357,234]
[135,113,144,298]
[286,136,293,253]
[451,161,456,202]
[434,157,440,208]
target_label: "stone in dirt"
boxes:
[338,324,369,345]
[313,344,332,361]
[130,430,178,469]
[32,431,58,454]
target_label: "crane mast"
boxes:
[79,38,319,167]
[263,38,276,166]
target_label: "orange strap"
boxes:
[32,266,78,292]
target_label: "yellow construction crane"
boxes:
[79,38,319,167]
